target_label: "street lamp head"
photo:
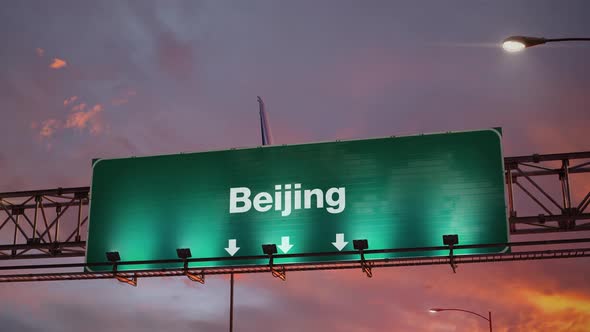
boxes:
[429,308,442,313]
[502,35,546,52]
[502,40,526,52]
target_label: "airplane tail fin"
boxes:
[258,96,274,146]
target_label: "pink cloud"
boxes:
[111,89,138,106]
[111,98,129,106]
[39,119,61,138]
[525,119,590,203]
[63,96,78,106]
[89,121,106,135]
[157,32,193,81]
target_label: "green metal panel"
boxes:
[86,129,508,271]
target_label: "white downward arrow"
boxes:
[277,236,293,254]
[225,239,240,256]
[332,233,348,251]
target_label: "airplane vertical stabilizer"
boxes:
[258,96,274,146]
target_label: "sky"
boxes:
[1,1,590,331]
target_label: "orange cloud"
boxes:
[63,96,78,106]
[245,260,590,332]
[507,291,590,332]
[35,48,45,57]
[522,289,590,314]
[39,119,61,138]
[50,58,67,69]
[65,104,105,134]
[34,99,109,142]
[66,104,102,128]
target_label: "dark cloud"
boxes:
[38,301,227,332]
[0,313,42,332]
[157,31,196,82]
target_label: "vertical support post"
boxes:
[76,198,82,242]
[563,159,574,230]
[560,160,571,209]
[12,214,19,256]
[32,196,40,243]
[488,311,492,332]
[229,273,234,332]
[563,160,572,209]
[54,205,61,243]
[560,159,574,229]
[505,165,516,233]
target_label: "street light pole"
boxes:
[429,308,493,332]
[502,35,590,52]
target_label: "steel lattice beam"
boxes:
[1,246,589,283]
[0,238,589,283]
[505,151,590,234]
[0,187,88,260]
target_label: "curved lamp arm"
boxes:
[546,38,590,43]
[502,35,590,52]
[429,308,489,321]
[430,308,493,332]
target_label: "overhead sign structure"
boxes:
[86,129,508,272]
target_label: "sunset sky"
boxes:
[1,1,590,331]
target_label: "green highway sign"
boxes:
[86,129,508,271]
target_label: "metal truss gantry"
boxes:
[505,151,590,234]
[0,187,88,260]
[0,151,589,282]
